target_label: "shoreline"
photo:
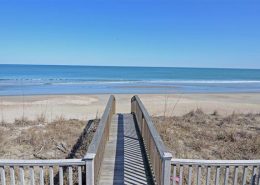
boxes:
[2,91,260,97]
[1,93,260,123]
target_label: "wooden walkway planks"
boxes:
[98,113,154,185]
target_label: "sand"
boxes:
[0,93,260,123]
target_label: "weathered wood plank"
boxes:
[10,166,15,185]
[29,166,35,185]
[59,166,63,185]
[69,166,73,185]
[78,166,82,185]
[0,159,84,166]
[49,166,54,185]
[19,166,25,185]
[0,166,6,185]
[171,159,260,166]
[98,114,153,185]
[40,166,44,185]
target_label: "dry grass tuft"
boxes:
[0,117,98,160]
[14,117,33,126]
[0,129,3,142]
[153,109,260,160]
[36,113,46,124]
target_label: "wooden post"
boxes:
[0,166,6,185]
[85,153,95,185]
[78,166,82,185]
[10,166,15,185]
[59,166,63,185]
[162,152,172,185]
[112,97,116,114]
[131,96,136,114]
[19,166,25,185]
[49,166,54,185]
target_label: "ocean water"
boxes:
[1,64,260,95]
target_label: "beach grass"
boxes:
[154,109,260,160]
[0,116,99,160]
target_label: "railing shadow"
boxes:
[112,114,154,185]
[132,114,155,185]
[113,114,124,185]
[123,114,154,185]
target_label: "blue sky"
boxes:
[0,0,259,68]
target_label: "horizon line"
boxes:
[0,63,260,70]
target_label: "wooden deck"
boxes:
[1,95,259,185]
[98,113,154,185]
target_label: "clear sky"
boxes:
[0,0,259,68]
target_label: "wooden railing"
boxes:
[131,95,172,185]
[84,95,116,185]
[0,95,115,185]
[171,159,260,185]
[0,159,85,185]
[131,95,260,185]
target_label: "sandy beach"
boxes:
[0,93,260,123]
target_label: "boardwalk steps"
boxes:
[98,113,154,185]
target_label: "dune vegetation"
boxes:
[154,109,260,160]
[0,116,99,159]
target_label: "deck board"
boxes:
[98,113,153,185]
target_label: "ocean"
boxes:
[1,64,260,95]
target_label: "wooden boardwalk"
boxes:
[1,95,259,185]
[98,113,154,185]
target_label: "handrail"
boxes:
[131,95,172,185]
[0,95,116,185]
[84,95,116,185]
[0,159,85,166]
[171,159,260,166]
